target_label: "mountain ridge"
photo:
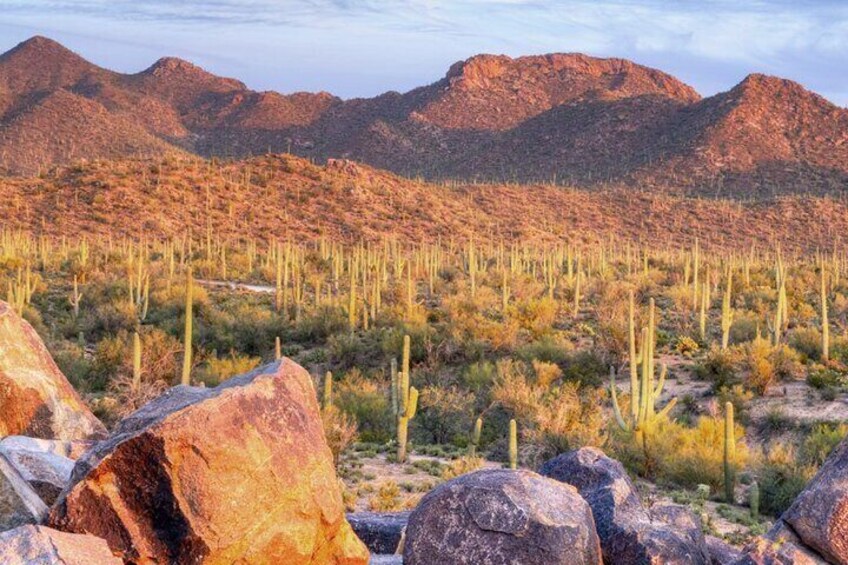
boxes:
[1,36,846,198]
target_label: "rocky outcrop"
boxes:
[705,535,743,565]
[403,468,602,564]
[48,359,369,564]
[0,436,90,505]
[0,301,105,440]
[540,447,710,564]
[775,437,848,564]
[0,525,121,564]
[0,452,48,530]
[347,511,408,554]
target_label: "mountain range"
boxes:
[1,36,847,198]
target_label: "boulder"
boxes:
[734,536,826,565]
[0,524,121,564]
[705,535,743,565]
[48,359,369,564]
[0,436,93,506]
[0,301,105,440]
[370,556,403,565]
[0,452,48,530]
[347,511,408,554]
[404,468,602,564]
[540,447,710,564]
[778,436,848,564]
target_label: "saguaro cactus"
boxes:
[724,402,736,503]
[822,265,830,362]
[721,267,733,350]
[470,417,483,457]
[749,481,760,519]
[508,419,518,470]
[181,268,193,386]
[132,330,142,393]
[397,335,418,463]
[323,371,333,410]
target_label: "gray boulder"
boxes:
[705,535,743,565]
[540,447,710,564]
[404,468,602,564]
[0,524,121,564]
[0,453,47,530]
[778,437,848,564]
[348,511,409,554]
[0,437,87,505]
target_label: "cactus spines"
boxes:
[470,417,483,456]
[749,481,760,519]
[181,267,193,386]
[724,401,736,503]
[508,419,518,470]
[132,330,142,393]
[323,371,333,410]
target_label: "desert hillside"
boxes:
[1,37,847,197]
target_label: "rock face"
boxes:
[404,469,602,565]
[777,437,848,564]
[0,452,48,530]
[0,301,105,440]
[48,359,369,565]
[347,511,408,554]
[0,436,89,505]
[540,447,710,564]
[0,524,121,564]
[705,535,743,565]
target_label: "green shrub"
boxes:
[758,443,815,516]
[695,347,740,391]
[788,328,823,362]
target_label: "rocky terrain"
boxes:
[0,298,846,563]
[1,36,847,197]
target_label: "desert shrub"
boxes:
[491,360,606,467]
[807,367,843,390]
[758,443,816,516]
[800,423,848,466]
[675,335,700,357]
[716,385,754,424]
[322,405,358,468]
[463,361,497,392]
[508,297,558,338]
[695,347,740,391]
[294,305,348,343]
[532,360,563,388]
[561,349,608,387]
[335,369,394,443]
[418,385,476,446]
[788,328,823,362]
[441,455,484,480]
[729,315,759,345]
[612,415,749,492]
[517,335,571,365]
[200,351,260,385]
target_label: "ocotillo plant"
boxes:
[508,419,518,470]
[469,417,483,457]
[724,402,736,503]
[181,267,193,386]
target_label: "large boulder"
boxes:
[0,524,121,564]
[540,447,710,564]
[705,535,743,565]
[48,359,369,565]
[404,468,602,564]
[0,301,105,440]
[777,437,848,564]
[0,452,48,530]
[347,511,408,554]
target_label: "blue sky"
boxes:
[1,1,846,105]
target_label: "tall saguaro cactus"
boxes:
[724,402,736,503]
[822,264,830,363]
[610,296,677,451]
[397,335,418,463]
[181,267,194,386]
[508,419,518,470]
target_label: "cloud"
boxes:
[1,0,846,104]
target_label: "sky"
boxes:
[0,1,847,105]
